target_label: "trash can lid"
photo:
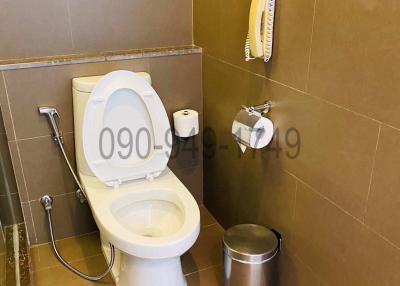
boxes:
[223,224,279,263]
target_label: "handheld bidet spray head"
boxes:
[39,107,64,145]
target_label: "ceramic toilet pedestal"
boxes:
[72,71,200,286]
[119,255,186,286]
[102,240,187,286]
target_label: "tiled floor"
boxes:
[30,206,224,286]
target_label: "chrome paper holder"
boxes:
[242,101,272,115]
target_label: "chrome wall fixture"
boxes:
[241,101,272,115]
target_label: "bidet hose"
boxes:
[58,141,86,198]
[45,208,115,281]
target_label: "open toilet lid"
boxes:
[82,70,172,187]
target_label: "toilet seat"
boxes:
[82,70,172,187]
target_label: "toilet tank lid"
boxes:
[73,72,152,93]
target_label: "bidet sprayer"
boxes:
[38,107,64,145]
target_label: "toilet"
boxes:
[72,70,200,286]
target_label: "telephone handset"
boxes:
[245,0,276,62]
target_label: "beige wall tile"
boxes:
[30,192,97,245]
[0,0,73,60]
[308,0,400,128]
[194,0,315,90]
[366,126,400,247]
[294,182,400,286]
[68,0,192,54]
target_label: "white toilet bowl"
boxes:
[72,71,201,286]
[80,169,200,286]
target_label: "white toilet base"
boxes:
[102,242,187,286]
[118,254,187,286]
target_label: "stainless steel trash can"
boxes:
[223,224,280,286]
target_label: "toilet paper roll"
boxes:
[232,109,274,153]
[173,109,199,138]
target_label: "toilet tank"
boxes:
[72,72,152,177]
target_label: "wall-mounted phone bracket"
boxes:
[242,101,272,116]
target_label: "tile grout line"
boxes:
[204,53,308,95]
[204,53,400,134]
[31,230,100,248]
[15,141,38,243]
[32,253,105,273]
[184,263,222,277]
[26,191,77,204]
[362,125,382,223]
[201,222,218,228]
[304,0,318,93]
[292,251,329,286]
[1,72,17,140]
[9,131,74,143]
[285,168,400,254]
[65,0,76,51]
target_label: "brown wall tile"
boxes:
[17,133,76,202]
[0,0,193,61]
[0,193,23,226]
[30,192,97,245]
[194,0,315,91]
[68,0,192,53]
[8,142,28,202]
[308,0,400,128]
[366,126,400,247]
[196,0,400,284]
[181,223,224,274]
[268,82,380,220]
[294,182,400,286]
[149,55,203,118]
[204,55,379,220]
[0,0,73,60]
[21,202,35,246]
[2,54,203,245]
[173,166,203,204]
[0,134,18,196]
[278,250,327,286]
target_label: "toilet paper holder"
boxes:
[242,101,272,116]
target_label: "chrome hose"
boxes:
[39,106,116,281]
[58,141,86,197]
[43,201,115,281]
